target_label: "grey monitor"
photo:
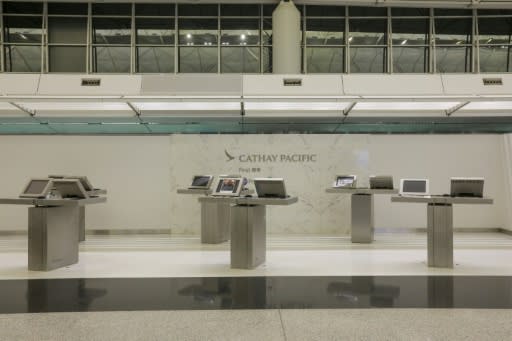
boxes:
[450,177,484,198]
[212,177,243,197]
[254,178,287,198]
[369,175,394,190]
[399,179,429,196]
[189,175,214,189]
[333,175,357,188]
[64,176,94,191]
[20,178,53,198]
[52,179,89,199]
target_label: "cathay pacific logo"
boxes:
[224,149,236,161]
[224,150,317,163]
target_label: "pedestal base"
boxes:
[230,205,266,269]
[351,194,374,243]
[427,203,454,268]
[201,201,231,244]
[28,206,80,271]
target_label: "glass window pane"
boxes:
[306,5,345,17]
[436,46,471,73]
[178,4,218,17]
[435,18,472,44]
[221,4,259,17]
[392,46,428,73]
[306,19,344,45]
[392,19,429,45]
[4,2,43,14]
[391,8,429,16]
[4,16,43,43]
[263,5,277,17]
[179,47,218,73]
[221,19,260,45]
[263,46,271,73]
[349,19,386,45]
[4,45,41,72]
[478,9,512,16]
[434,9,472,16]
[221,47,259,73]
[92,3,131,16]
[48,3,87,15]
[306,47,344,73]
[263,18,272,45]
[93,46,130,73]
[135,4,175,16]
[479,45,512,72]
[349,6,387,17]
[48,17,87,44]
[137,47,175,73]
[179,19,218,45]
[49,46,86,72]
[136,18,175,45]
[478,18,512,45]
[350,47,386,73]
[93,18,131,44]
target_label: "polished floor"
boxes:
[0,232,511,340]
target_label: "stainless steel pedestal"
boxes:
[28,206,80,271]
[351,194,374,243]
[230,205,266,269]
[201,201,231,244]
[427,203,453,268]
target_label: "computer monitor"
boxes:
[399,179,429,196]
[49,175,96,191]
[212,177,244,197]
[450,177,484,198]
[254,178,287,198]
[189,175,214,189]
[370,175,394,190]
[19,178,53,198]
[52,179,89,199]
[333,175,357,188]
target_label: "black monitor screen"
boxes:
[191,176,211,187]
[403,180,426,193]
[24,180,49,194]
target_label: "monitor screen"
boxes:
[335,176,355,187]
[24,180,50,194]
[52,180,88,199]
[369,176,394,190]
[191,176,212,188]
[254,178,287,198]
[217,178,241,194]
[402,180,426,193]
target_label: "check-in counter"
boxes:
[326,188,398,243]
[391,195,493,268]
[0,196,107,271]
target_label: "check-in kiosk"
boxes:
[230,178,298,269]
[326,175,398,243]
[0,177,107,271]
[391,177,493,268]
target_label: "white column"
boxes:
[272,0,301,74]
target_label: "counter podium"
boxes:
[179,188,253,244]
[0,197,107,271]
[391,195,493,268]
[230,196,298,269]
[326,188,398,243]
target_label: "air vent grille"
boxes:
[283,78,302,86]
[482,78,502,86]
[81,78,101,86]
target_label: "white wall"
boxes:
[0,134,506,234]
[0,136,172,231]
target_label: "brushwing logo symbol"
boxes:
[224,149,235,162]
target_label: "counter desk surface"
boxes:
[0,197,107,207]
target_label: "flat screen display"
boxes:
[216,178,240,194]
[191,176,211,187]
[335,176,355,187]
[402,180,427,193]
[255,180,287,198]
[24,180,50,194]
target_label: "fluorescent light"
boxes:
[17,102,135,117]
[351,102,460,117]
[134,101,241,117]
[455,101,512,116]
[244,101,351,117]
[401,39,408,45]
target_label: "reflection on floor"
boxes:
[0,232,511,279]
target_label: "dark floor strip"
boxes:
[0,276,511,314]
